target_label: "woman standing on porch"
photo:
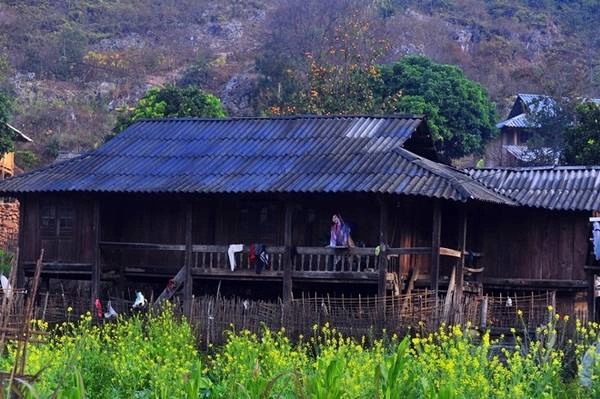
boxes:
[329,214,355,248]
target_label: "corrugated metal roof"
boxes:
[503,145,559,164]
[496,113,534,129]
[0,115,515,204]
[518,93,600,110]
[468,166,600,211]
[498,94,600,129]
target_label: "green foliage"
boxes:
[376,56,498,159]
[111,85,226,138]
[178,53,215,88]
[52,28,89,80]
[0,90,14,157]
[15,150,39,170]
[0,306,207,399]
[563,103,600,165]
[5,310,600,397]
[0,249,13,276]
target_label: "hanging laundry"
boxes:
[95,298,103,319]
[228,244,244,271]
[0,275,11,299]
[132,291,147,309]
[249,243,269,274]
[593,221,600,261]
[249,244,257,265]
[104,300,118,319]
[257,244,269,274]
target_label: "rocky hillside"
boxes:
[0,0,598,166]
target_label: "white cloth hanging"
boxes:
[104,300,118,319]
[132,291,147,309]
[228,244,244,271]
[593,221,600,261]
[0,275,11,299]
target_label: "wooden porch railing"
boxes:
[98,241,452,281]
[192,244,285,274]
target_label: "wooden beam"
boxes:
[430,199,442,292]
[16,197,27,288]
[483,277,588,290]
[439,247,462,258]
[183,202,193,316]
[99,241,186,251]
[378,196,388,298]
[454,207,467,322]
[587,270,596,322]
[91,199,101,317]
[293,271,378,281]
[282,202,293,302]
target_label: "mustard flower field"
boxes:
[2,306,600,398]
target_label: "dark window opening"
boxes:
[40,200,74,239]
[519,131,533,145]
[239,203,278,244]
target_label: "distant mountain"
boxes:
[0,0,598,166]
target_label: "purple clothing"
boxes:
[330,218,351,247]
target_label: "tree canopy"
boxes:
[375,56,498,159]
[0,90,14,157]
[266,52,498,159]
[112,85,226,137]
[563,102,600,165]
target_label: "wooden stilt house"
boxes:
[0,116,598,320]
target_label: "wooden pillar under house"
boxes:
[587,268,597,323]
[454,207,467,321]
[183,201,193,317]
[282,202,293,302]
[378,196,388,298]
[91,199,101,316]
[430,199,442,293]
[16,197,27,288]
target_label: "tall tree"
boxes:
[268,10,387,115]
[0,91,14,157]
[563,102,600,165]
[376,56,498,159]
[111,85,226,139]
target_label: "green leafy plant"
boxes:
[110,85,226,140]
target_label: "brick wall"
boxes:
[0,201,19,251]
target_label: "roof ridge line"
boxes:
[134,114,426,123]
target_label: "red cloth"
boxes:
[249,243,257,265]
[95,298,103,319]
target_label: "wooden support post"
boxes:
[91,199,101,316]
[454,207,467,322]
[589,271,596,322]
[16,198,27,288]
[183,201,193,317]
[283,202,293,302]
[430,199,442,293]
[378,196,388,298]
